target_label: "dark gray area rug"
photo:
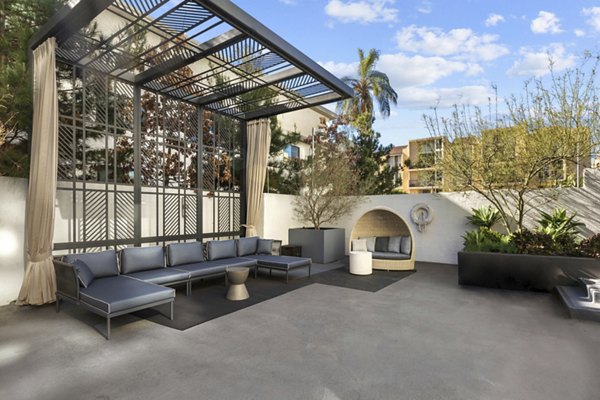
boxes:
[310,267,416,293]
[137,267,416,331]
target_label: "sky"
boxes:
[232,0,600,147]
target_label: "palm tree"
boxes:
[340,48,398,124]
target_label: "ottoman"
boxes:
[349,251,372,275]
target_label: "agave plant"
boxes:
[467,206,501,229]
[536,208,584,241]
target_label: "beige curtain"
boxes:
[244,119,271,237]
[17,38,58,305]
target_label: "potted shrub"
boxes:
[290,135,363,263]
[458,207,600,291]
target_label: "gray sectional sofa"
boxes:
[54,237,312,339]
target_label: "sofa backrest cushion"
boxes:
[120,246,164,274]
[360,237,376,252]
[375,237,389,252]
[257,239,273,255]
[63,249,118,278]
[207,239,236,261]
[72,259,94,288]
[167,242,204,266]
[401,236,412,255]
[237,237,259,257]
[352,239,368,252]
[388,236,402,253]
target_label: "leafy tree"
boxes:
[425,55,600,232]
[265,118,303,194]
[0,0,66,176]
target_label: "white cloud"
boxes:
[318,61,359,78]
[574,29,586,37]
[582,7,600,32]
[396,86,493,109]
[485,13,505,27]
[417,1,432,14]
[324,0,398,24]
[530,11,563,34]
[507,44,577,77]
[279,0,297,5]
[395,25,509,61]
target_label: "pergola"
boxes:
[18,0,351,305]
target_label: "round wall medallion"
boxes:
[410,204,433,233]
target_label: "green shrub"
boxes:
[467,206,501,229]
[510,229,580,256]
[580,234,600,258]
[536,208,584,241]
[463,228,515,253]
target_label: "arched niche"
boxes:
[349,208,415,271]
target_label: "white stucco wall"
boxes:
[0,177,27,305]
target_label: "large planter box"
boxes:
[458,251,600,292]
[288,228,345,264]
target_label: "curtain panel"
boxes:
[244,119,271,237]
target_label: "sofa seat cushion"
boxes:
[167,242,204,266]
[245,255,311,270]
[371,251,410,260]
[120,246,164,274]
[126,268,190,285]
[226,257,258,269]
[79,276,174,314]
[63,249,118,278]
[172,259,233,278]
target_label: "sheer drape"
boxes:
[244,119,271,237]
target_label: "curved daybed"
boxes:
[349,209,415,271]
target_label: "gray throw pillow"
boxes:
[207,240,237,261]
[237,236,259,256]
[360,236,376,252]
[352,239,368,252]
[375,237,389,252]
[72,259,94,288]
[62,249,118,278]
[401,236,412,255]
[388,236,402,253]
[257,239,273,255]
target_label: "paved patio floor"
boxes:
[1,262,599,400]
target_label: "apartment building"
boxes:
[277,106,337,160]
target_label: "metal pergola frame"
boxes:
[31,0,351,252]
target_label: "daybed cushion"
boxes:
[172,258,253,279]
[120,246,164,274]
[167,242,204,267]
[401,236,412,255]
[388,236,402,253]
[352,239,368,252]
[360,237,376,252]
[63,249,118,278]
[245,254,311,270]
[371,251,410,260]
[79,276,174,314]
[72,259,94,288]
[126,268,190,285]
[237,237,259,257]
[375,237,389,252]
[257,239,273,255]
[207,240,237,261]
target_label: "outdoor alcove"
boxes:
[349,208,416,271]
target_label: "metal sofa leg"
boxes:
[186,281,191,296]
[106,317,111,340]
[55,296,61,313]
[286,270,289,284]
[170,301,174,321]
[309,263,312,278]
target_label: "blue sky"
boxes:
[232,0,600,147]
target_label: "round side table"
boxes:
[226,267,250,301]
[349,251,373,275]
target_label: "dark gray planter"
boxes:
[458,251,600,292]
[288,227,345,264]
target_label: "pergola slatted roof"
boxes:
[30,0,352,120]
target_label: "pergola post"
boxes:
[133,86,142,247]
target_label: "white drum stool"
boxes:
[349,251,372,275]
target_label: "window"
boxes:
[284,145,300,159]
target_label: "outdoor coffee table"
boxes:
[226,267,250,301]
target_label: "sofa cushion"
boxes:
[72,259,94,288]
[401,236,412,255]
[257,239,273,255]
[207,240,237,261]
[245,254,311,270]
[372,251,410,260]
[173,259,232,278]
[352,239,368,252]
[63,249,118,279]
[237,237,259,257]
[120,246,164,274]
[360,237,376,252]
[126,268,190,285]
[388,236,402,253]
[167,242,204,266]
[79,276,174,314]
[375,237,389,252]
